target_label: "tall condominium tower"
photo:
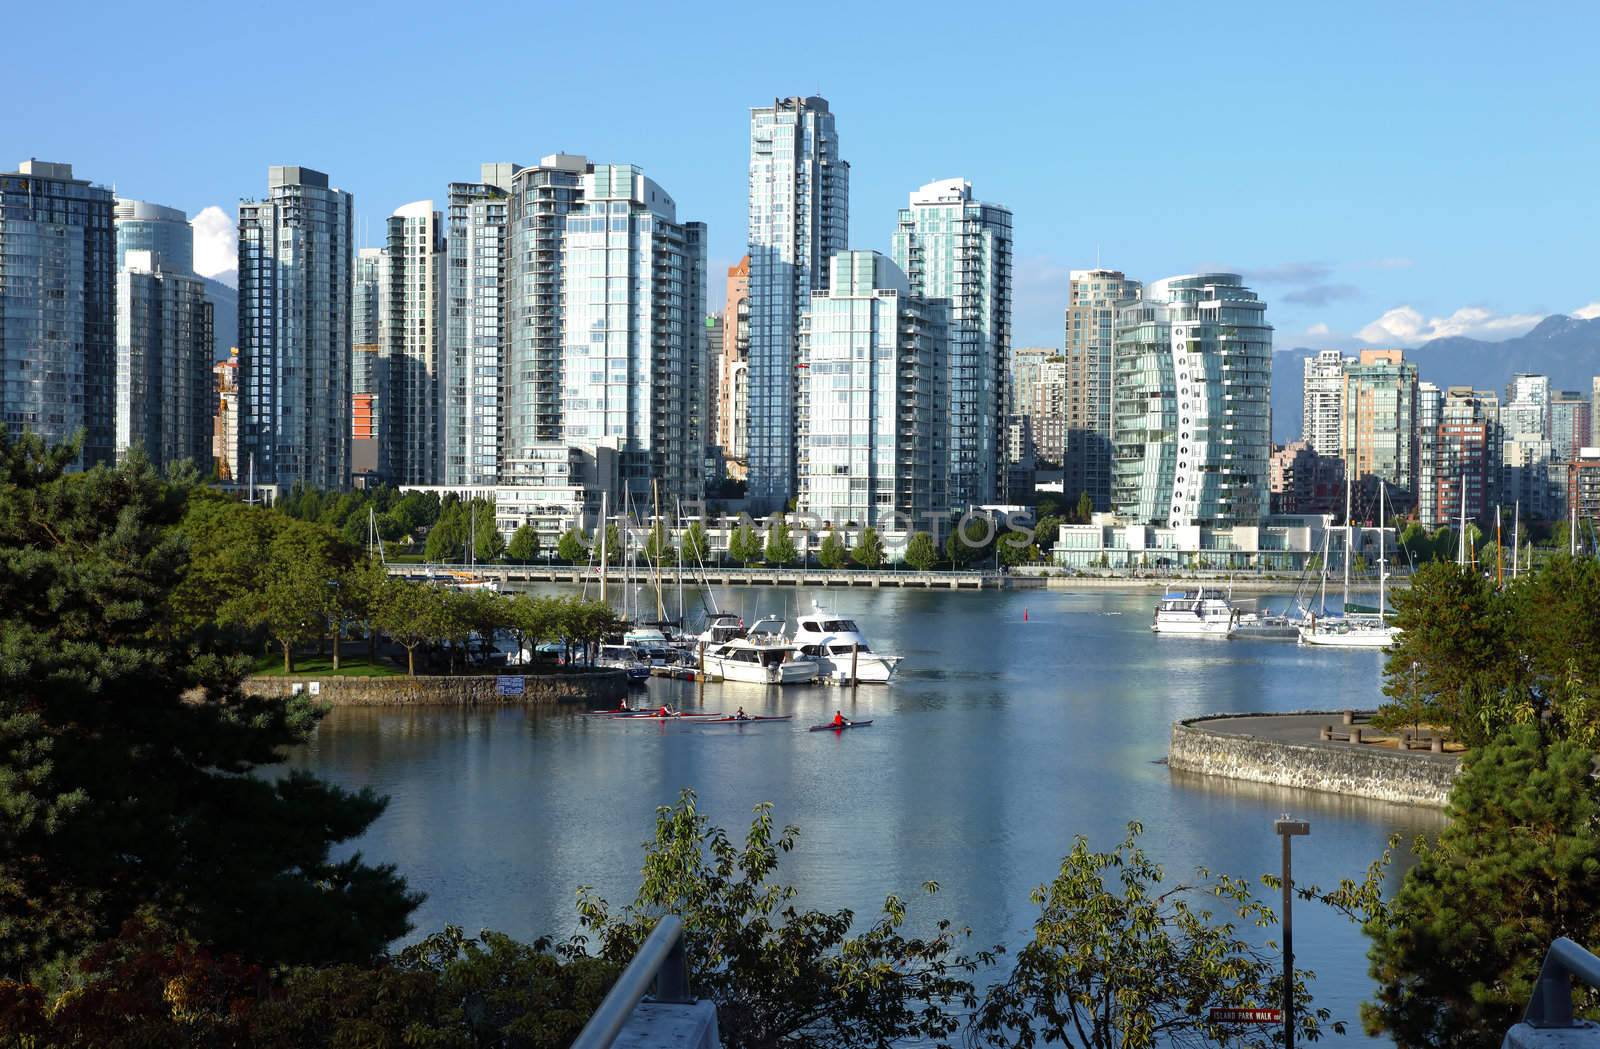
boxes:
[892,178,1012,511]
[114,250,213,471]
[558,164,705,502]
[1551,390,1591,462]
[1503,373,1550,438]
[238,165,353,490]
[1416,383,1500,527]
[1339,350,1418,495]
[797,251,947,526]
[747,96,849,510]
[1301,349,1346,456]
[381,201,444,485]
[351,247,385,479]
[445,163,518,485]
[1112,274,1272,527]
[114,198,194,274]
[0,160,116,466]
[503,154,590,481]
[1063,269,1142,509]
[716,257,751,477]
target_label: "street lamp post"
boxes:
[1276,816,1310,1049]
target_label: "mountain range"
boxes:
[1270,315,1600,442]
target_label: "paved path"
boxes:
[1192,711,1460,764]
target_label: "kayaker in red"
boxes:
[735,707,748,721]
[832,710,846,727]
[659,705,673,718]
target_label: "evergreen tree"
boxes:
[424,502,467,562]
[507,525,540,563]
[818,529,848,570]
[0,430,418,979]
[765,515,798,565]
[644,520,677,565]
[851,526,885,569]
[903,531,938,571]
[1362,726,1600,1049]
[1075,490,1094,524]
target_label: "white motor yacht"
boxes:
[1151,590,1236,637]
[701,617,819,684]
[792,606,902,682]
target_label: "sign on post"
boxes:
[496,676,526,697]
[1210,1008,1283,1024]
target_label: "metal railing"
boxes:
[1524,938,1600,1028]
[570,916,692,1049]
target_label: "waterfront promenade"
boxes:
[384,562,1388,592]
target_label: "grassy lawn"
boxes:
[249,653,403,678]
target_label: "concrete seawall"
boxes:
[1169,712,1459,808]
[246,670,629,707]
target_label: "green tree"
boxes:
[591,523,622,564]
[1376,562,1517,744]
[424,501,467,562]
[728,521,763,566]
[170,492,285,638]
[0,431,417,979]
[975,822,1340,1049]
[556,528,588,564]
[1360,726,1600,1049]
[644,520,677,565]
[904,531,938,571]
[1033,514,1062,552]
[374,577,442,676]
[817,528,848,570]
[945,516,993,566]
[1075,490,1094,524]
[249,519,350,673]
[851,526,885,569]
[680,520,711,565]
[343,558,390,666]
[471,499,504,562]
[764,514,798,565]
[504,593,556,664]
[507,524,540,563]
[576,791,991,1049]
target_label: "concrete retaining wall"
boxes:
[1169,713,1459,807]
[245,670,628,707]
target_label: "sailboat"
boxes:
[1298,481,1399,648]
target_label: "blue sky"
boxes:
[6,0,1597,349]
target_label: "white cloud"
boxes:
[1357,305,1544,345]
[191,206,237,285]
[1574,302,1600,320]
[1305,322,1331,336]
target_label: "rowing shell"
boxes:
[808,720,874,732]
[689,715,795,724]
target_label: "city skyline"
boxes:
[9,1,1598,352]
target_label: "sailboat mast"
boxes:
[598,491,609,604]
[1513,501,1520,580]
[1457,469,1468,565]
[1378,483,1387,619]
[674,496,685,624]
[1496,505,1503,587]
[1343,471,1353,609]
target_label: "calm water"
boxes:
[288,586,1439,1040]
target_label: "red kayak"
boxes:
[690,715,794,724]
[808,720,873,732]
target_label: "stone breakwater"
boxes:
[1168,711,1460,808]
[245,670,628,707]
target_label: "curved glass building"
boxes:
[1112,274,1271,527]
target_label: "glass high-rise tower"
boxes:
[1112,274,1272,527]
[503,154,590,483]
[445,163,517,485]
[114,198,194,275]
[238,165,353,490]
[383,201,444,485]
[0,160,116,467]
[558,164,705,503]
[891,178,1012,511]
[1062,269,1141,511]
[115,250,213,471]
[747,96,849,510]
